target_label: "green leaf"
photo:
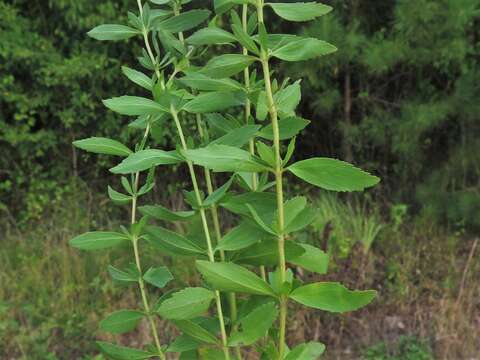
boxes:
[236,239,305,266]
[179,73,243,92]
[258,117,309,141]
[275,82,301,117]
[282,196,317,233]
[174,320,218,344]
[271,37,337,62]
[108,265,139,283]
[268,2,332,22]
[97,341,154,360]
[196,260,275,296]
[87,24,140,41]
[73,137,132,157]
[156,10,211,33]
[214,0,252,15]
[201,54,257,79]
[206,113,242,134]
[287,157,380,191]
[246,204,277,235]
[216,221,265,251]
[256,142,275,167]
[187,27,237,46]
[99,310,145,334]
[184,145,269,173]
[231,23,259,55]
[157,287,215,320]
[220,192,277,217]
[285,342,326,360]
[289,282,377,312]
[143,266,173,288]
[183,91,244,113]
[211,125,260,147]
[110,149,183,174]
[283,196,307,227]
[108,186,132,204]
[69,231,129,251]
[283,136,296,165]
[203,177,234,207]
[122,66,153,91]
[288,244,329,274]
[139,204,195,222]
[167,335,201,353]
[103,96,169,116]
[228,302,278,346]
[146,226,205,256]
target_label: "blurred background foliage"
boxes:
[1,0,479,359]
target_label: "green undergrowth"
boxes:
[1,191,477,359]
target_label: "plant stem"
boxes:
[131,126,166,360]
[195,115,242,360]
[241,2,266,284]
[171,108,231,360]
[137,0,161,80]
[257,1,288,358]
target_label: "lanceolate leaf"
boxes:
[146,226,205,256]
[196,260,276,296]
[289,282,377,312]
[97,341,154,360]
[157,287,215,320]
[228,302,278,346]
[121,66,153,91]
[178,73,243,92]
[284,342,326,360]
[103,96,169,116]
[143,266,173,288]
[258,117,310,141]
[184,145,269,173]
[73,137,132,157]
[69,231,129,251]
[156,10,211,33]
[110,149,183,174]
[268,2,332,22]
[216,221,265,251]
[166,335,202,353]
[187,27,237,46]
[87,24,140,41]
[99,310,145,334]
[211,125,260,147]
[183,91,244,113]
[203,177,234,207]
[271,37,337,62]
[174,320,218,344]
[108,186,132,204]
[108,265,139,283]
[287,157,380,191]
[288,244,329,274]
[236,239,305,266]
[139,204,195,222]
[201,54,257,79]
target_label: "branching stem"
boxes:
[171,108,231,360]
[131,125,166,360]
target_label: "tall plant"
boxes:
[69,0,380,359]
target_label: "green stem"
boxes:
[257,1,288,358]
[171,108,231,360]
[241,3,266,284]
[131,126,166,360]
[196,115,242,360]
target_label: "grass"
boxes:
[1,190,478,359]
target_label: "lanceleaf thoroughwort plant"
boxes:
[70,0,380,359]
